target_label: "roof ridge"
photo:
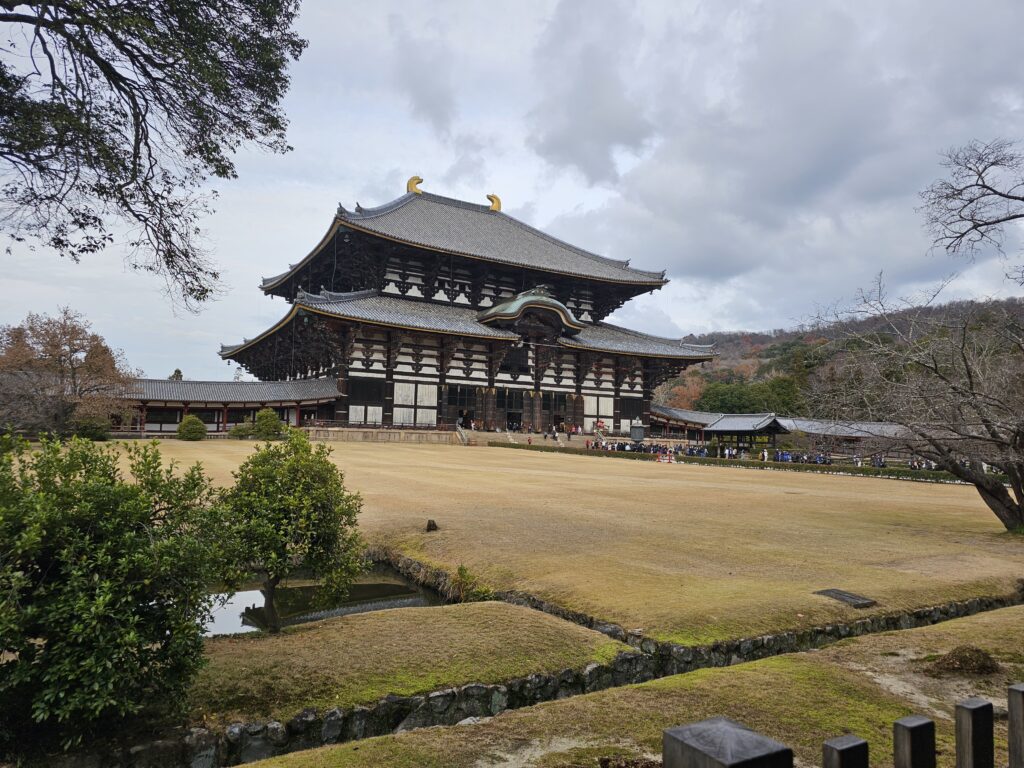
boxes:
[340,193,418,219]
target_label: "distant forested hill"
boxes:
[661,296,1024,415]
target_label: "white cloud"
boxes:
[2,0,1023,378]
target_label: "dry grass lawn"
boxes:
[189,601,624,726]
[133,440,1024,645]
[254,605,1024,768]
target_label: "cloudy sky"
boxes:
[4,0,1024,379]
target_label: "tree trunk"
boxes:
[975,481,1024,532]
[261,576,282,633]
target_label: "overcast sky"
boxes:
[4,0,1024,379]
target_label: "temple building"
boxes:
[144,178,716,434]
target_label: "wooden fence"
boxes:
[663,684,1022,768]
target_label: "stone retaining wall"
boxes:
[55,650,657,768]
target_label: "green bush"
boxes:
[222,430,363,632]
[229,417,254,439]
[72,417,110,441]
[177,414,207,441]
[0,437,232,752]
[252,407,285,440]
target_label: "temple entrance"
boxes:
[506,411,522,431]
[457,409,476,429]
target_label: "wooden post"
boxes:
[824,735,868,768]
[955,697,993,768]
[894,715,935,768]
[221,404,229,432]
[1009,684,1024,768]
[663,718,792,768]
[139,402,147,434]
[294,402,301,427]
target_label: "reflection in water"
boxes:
[204,565,442,636]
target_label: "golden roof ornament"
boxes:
[486,193,501,212]
[406,175,424,194]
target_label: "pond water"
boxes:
[204,564,443,636]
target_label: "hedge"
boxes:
[488,442,1001,484]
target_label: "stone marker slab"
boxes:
[664,717,793,768]
[814,589,877,608]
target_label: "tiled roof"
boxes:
[776,417,906,438]
[123,378,339,404]
[652,406,905,437]
[559,322,716,360]
[301,290,521,339]
[222,291,715,362]
[704,413,782,432]
[262,191,668,290]
[650,404,723,426]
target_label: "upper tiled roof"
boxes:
[559,322,716,360]
[261,191,668,291]
[123,378,339,404]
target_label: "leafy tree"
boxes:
[694,377,804,415]
[921,138,1024,286]
[253,407,285,440]
[223,430,364,633]
[168,368,184,381]
[0,308,136,435]
[0,1,306,306]
[0,437,232,752]
[176,414,206,441]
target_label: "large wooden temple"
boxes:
[216,178,714,434]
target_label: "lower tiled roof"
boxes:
[299,289,520,340]
[123,378,339,404]
[221,291,717,362]
[559,322,716,360]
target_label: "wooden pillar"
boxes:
[483,388,496,430]
[294,402,301,427]
[139,402,147,433]
[335,369,349,426]
[382,331,395,427]
[221,403,229,432]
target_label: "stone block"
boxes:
[184,728,218,768]
[663,717,793,768]
[321,708,346,744]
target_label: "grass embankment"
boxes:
[190,602,627,726]
[253,605,1024,768]
[127,441,1024,647]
